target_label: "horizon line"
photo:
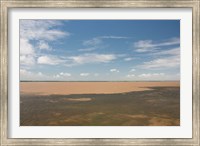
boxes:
[20,80,180,82]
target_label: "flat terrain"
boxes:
[20,81,180,126]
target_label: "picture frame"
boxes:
[0,0,199,145]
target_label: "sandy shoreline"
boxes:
[20,81,180,96]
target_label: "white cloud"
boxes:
[78,47,96,52]
[54,72,71,78]
[20,38,35,55]
[20,38,36,66]
[20,69,32,76]
[99,36,128,39]
[130,69,135,72]
[20,20,62,29]
[37,72,43,76]
[139,56,179,69]
[20,69,72,80]
[134,40,154,52]
[81,35,129,53]
[124,57,133,61]
[126,74,135,78]
[83,38,102,46]
[35,53,118,67]
[135,73,173,81]
[20,55,35,66]
[134,37,180,52]
[20,69,48,80]
[20,20,69,41]
[60,72,71,77]
[126,72,178,81]
[35,30,66,41]
[37,41,51,50]
[110,69,119,72]
[138,47,180,70]
[37,55,65,65]
[83,35,128,47]
[69,53,117,65]
[152,47,179,56]
[80,73,90,77]
[94,73,99,76]
[20,20,70,67]
[138,73,165,77]
[54,74,60,78]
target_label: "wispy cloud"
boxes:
[126,74,135,78]
[37,41,51,50]
[134,37,179,52]
[110,68,119,73]
[126,73,165,79]
[37,55,65,65]
[20,69,32,76]
[138,73,165,77]
[20,69,48,80]
[83,38,102,46]
[68,53,117,65]
[20,69,72,80]
[80,73,90,77]
[20,20,70,68]
[138,47,180,69]
[99,36,128,39]
[54,72,71,78]
[20,55,35,66]
[82,35,129,51]
[20,20,69,41]
[130,69,136,72]
[35,53,119,67]
[124,57,134,61]
[94,73,99,77]
[151,47,179,56]
[78,47,97,52]
[83,35,128,46]
[138,55,179,69]
[60,72,71,77]
[20,38,35,55]
[20,38,36,66]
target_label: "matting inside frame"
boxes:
[8,8,192,138]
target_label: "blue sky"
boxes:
[20,20,180,81]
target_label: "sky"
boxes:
[20,20,180,81]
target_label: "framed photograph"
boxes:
[1,0,199,145]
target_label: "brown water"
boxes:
[20,81,180,95]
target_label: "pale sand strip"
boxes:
[20,82,180,96]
